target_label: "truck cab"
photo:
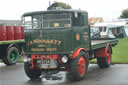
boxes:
[23,10,90,54]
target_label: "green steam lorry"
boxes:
[22,9,118,81]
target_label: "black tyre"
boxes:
[24,62,41,80]
[97,47,112,68]
[2,46,20,65]
[70,51,88,81]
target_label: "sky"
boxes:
[0,0,128,21]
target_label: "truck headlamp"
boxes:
[23,56,28,62]
[62,55,68,63]
[23,56,31,63]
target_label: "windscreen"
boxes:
[23,13,71,29]
[98,26,107,32]
[24,15,41,29]
[42,13,71,28]
[23,16,32,29]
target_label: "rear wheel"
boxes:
[97,47,112,68]
[24,62,41,80]
[2,46,20,65]
[70,52,88,81]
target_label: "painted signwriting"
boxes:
[28,39,62,46]
[31,48,57,52]
[28,39,62,52]
[83,32,88,41]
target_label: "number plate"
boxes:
[42,59,50,64]
[37,59,58,69]
[37,59,50,64]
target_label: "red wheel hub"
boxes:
[107,49,111,64]
[78,56,86,77]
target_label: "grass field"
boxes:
[112,38,128,63]
[90,38,128,64]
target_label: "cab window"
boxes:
[23,15,41,29]
[42,13,71,28]
[72,13,87,26]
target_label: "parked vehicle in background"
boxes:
[94,21,128,38]
[22,9,118,81]
[0,26,24,65]
[90,27,100,38]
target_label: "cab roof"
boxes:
[23,9,88,16]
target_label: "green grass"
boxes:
[112,38,128,63]
[18,56,24,63]
[90,38,128,64]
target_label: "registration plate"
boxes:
[37,59,50,64]
[37,59,58,69]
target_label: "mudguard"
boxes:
[72,48,89,59]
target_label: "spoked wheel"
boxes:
[78,56,86,77]
[97,46,112,68]
[9,49,18,63]
[70,51,88,81]
[2,46,20,65]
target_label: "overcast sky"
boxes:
[0,0,128,21]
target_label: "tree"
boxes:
[47,1,72,10]
[120,8,128,18]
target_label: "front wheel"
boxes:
[24,62,41,80]
[70,51,88,81]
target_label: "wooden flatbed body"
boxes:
[0,39,24,45]
[91,38,118,50]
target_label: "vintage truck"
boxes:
[0,26,24,65]
[22,9,118,81]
